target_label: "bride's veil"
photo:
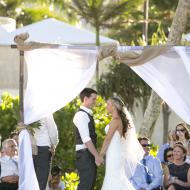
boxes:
[123,107,144,179]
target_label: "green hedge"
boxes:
[0,92,158,189]
[0,93,110,189]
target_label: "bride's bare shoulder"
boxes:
[110,117,121,128]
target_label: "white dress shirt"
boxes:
[34,115,59,147]
[73,106,93,151]
[0,155,18,178]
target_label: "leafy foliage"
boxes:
[52,95,110,189]
[97,60,151,111]
[97,26,168,114]
[62,172,79,190]
[135,23,167,46]
[149,143,158,157]
[0,0,77,27]
[0,93,109,189]
[16,3,75,27]
[150,24,167,45]
[0,0,22,18]
[0,92,19,141]
[53,98,79,172]
[71,0,143,45]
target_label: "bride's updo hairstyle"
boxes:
[111,97,132,138]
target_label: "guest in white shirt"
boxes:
[0,139,18,190]
[33,114,59,190]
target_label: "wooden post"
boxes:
[19,50,24,123]
[143,0,149,44]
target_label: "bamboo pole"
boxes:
[19,50,24,123]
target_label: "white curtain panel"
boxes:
[19,46,97,189]
[19,129,40,190]
[19,45,190,189]
[130,46,190,124]
[24,46,97,124]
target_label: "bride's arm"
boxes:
[100,119,118,157]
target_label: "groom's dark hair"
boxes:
[79,88,97,102]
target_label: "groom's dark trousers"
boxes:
[76,149,97,190]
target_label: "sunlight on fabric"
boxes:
[129,46,190,124]
[19,129,40,190]
[24,47,97,124]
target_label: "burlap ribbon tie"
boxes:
[14,32,58,51]
[16,122,38,155]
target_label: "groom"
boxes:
[73,88,103,190]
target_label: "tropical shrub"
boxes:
[0,92,19,141]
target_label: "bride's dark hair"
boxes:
[111,97,132,138]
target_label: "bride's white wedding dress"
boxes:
[101,125,136,190]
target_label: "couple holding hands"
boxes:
[73,88,144,190]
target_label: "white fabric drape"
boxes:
[19,46,97,189]
[19,46,190,190]
[126,46,190,124]
[24,46,97,124]
[19,129,39,190]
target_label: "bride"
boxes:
[100,97,144,190]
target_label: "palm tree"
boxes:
[139,0,190,138]
[0,0,22,18]
[71,0,143,79]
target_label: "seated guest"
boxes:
[48,166,65,190]
[164,147,174,165]
[162,148,174,176]
[0,139,18,190]
[131,137,163,190]
[9,131,19,156]
[157,130,176,164]
[164,143,190,190]
[175,123,190,164]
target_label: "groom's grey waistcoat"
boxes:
[75,109,97,147]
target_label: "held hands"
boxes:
[95,154,104,166]
[1,175,19,183]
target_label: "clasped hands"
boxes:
[1,175,19,183]
[95,154,104,166]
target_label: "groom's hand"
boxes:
[95,155,104,166]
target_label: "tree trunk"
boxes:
[139,91,162,137]
[167,0,190,45]
[143,0,149,44]
[139,0,190,138]
[162,104,171,143]
[96,25,100,81]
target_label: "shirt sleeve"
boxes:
[45,115,59,147]
[146,158,163,190]
[73,111,91,143]
[130,164,147,190]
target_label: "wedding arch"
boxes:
[1,20,190,189]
